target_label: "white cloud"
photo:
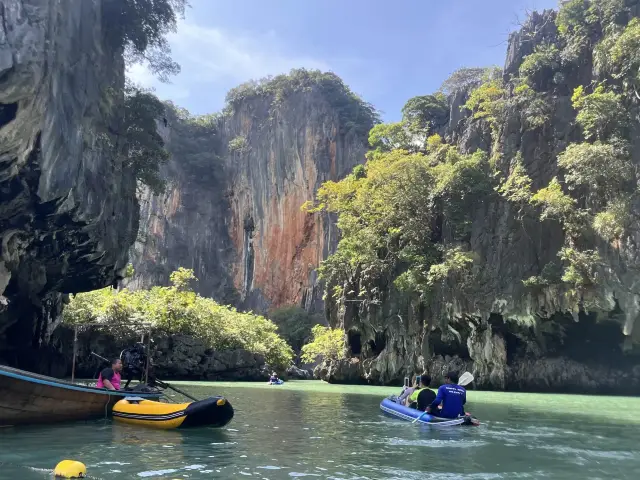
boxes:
[172,22,330,82]
[126,21,333,110]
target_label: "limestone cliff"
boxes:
[0,0,138,372]
[320,8,640,394]
[128,72,373,313]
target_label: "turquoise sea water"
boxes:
[0,381,638,479]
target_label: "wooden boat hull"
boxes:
[0,365,161,426]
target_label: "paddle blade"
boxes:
[458,372,474,386]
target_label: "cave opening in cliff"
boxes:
[559,312,633,366]
[348,330,362,355]
[0,102,17,128]
[368,330,387,356]
[488,313,523,364]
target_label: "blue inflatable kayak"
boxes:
[268,380,284,385]
[380,397,479,426]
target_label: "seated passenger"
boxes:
[97,358,122,391]
[268,372,280,384]
[415,375,436,411]
[407,374,435,410]
[397,375,417,405]
[427,371,466,419]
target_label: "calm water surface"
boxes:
[1,381,639,479]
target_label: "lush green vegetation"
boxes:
[164,104,223,180]
[228,135,250,155]
[512,83,553,130]
[268,306,324,353]
[301,325,346,364]
[105,0,188,82]
[224,69,379,139]
[401,93,449,135]
[305,134,492,303]
[306,0,640,318]
[439,67,501,95]
[463,79,507,130]
[492,0,640,299]
[121,83,170,194]
[519,44,561,90]
[365,91,451,155]
[103,1,189,193]
[63,268,294,369]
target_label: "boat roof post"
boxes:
[71,324,78,382]
[144,324,151,384]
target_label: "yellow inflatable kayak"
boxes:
[112,396,234,429]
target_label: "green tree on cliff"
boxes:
[104,0,189,82]
[301,325,346,363]
[224,69,379,140]
[304,141,491,303]
[269,306,324,353]
[308,0,640,323]
[63,268,294,369]
[122,82,170,194]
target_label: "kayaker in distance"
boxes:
[97,358,123,391]
[407,374,436,410]
[268,372,280,384]
[427,371,466,418]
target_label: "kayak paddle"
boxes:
[412,411,427,424]
[458,371,474,386]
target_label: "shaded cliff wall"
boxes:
[0,0,138,372]
[128,82,370,313]
[320,9,640,394]
[126,108,237,304]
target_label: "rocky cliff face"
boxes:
[0,0,138,371]
[128,75,371,313]
[320,8,640,394]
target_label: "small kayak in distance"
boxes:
[380,397,480,426]
[113,396,234,429]
[268,379,284,385]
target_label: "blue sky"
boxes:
[129,0,560,122]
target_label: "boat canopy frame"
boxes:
[69,320,153,385]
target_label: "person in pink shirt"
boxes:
[96,358,123,390]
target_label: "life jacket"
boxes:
[97,370,121,390]
[408,386,423,403]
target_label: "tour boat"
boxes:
[0,364,161,426]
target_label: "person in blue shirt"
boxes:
[426,371,466,419]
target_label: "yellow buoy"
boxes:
[54,460,86,478]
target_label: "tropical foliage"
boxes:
[439,67,501,95]
[165,104,222,180]
[268,306,324,353]
[228,135,250,154]
[309,0,640,318]
[301,325,346,363]
[122,83,170,194]
[105,0,188,81]
[305,137,492,303]
[463,79,507,129]
[63,268,294,369]
[224,69,379,139]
